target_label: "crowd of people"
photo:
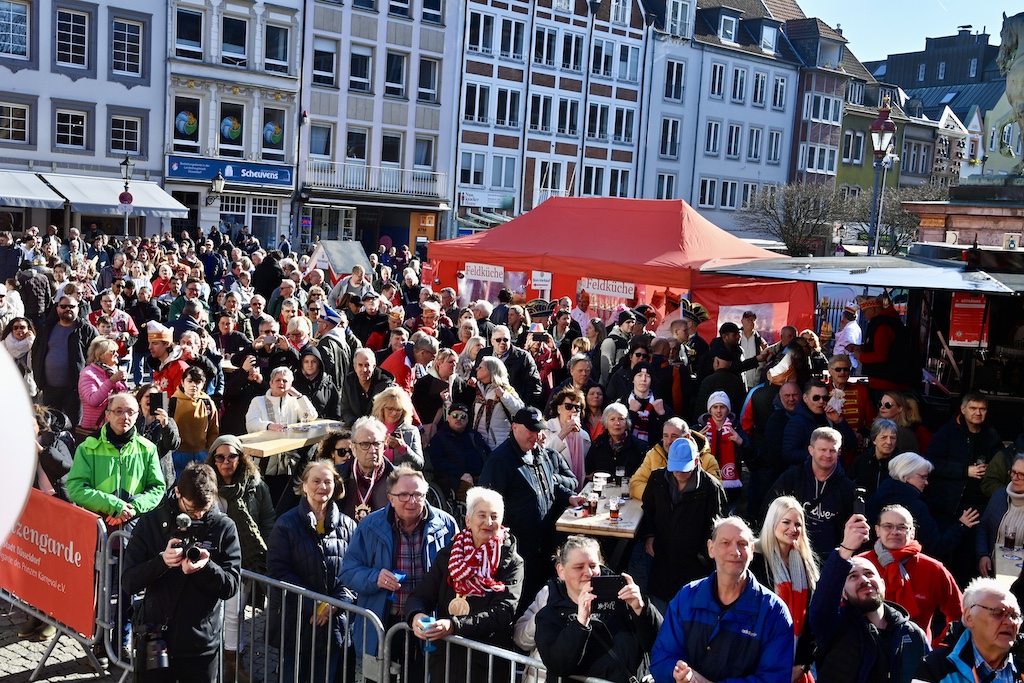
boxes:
[9,222,1024,683]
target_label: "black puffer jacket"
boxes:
[293,346,341,420]
[339,367,395,425]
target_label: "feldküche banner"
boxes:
[0,489,99,637]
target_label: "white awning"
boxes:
[0,170,65,209]
[42,173,189,218]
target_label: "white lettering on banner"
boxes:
[582,278,635,298]
[465,262,505,283]
[532,271,552,289]
[9,521,83,567]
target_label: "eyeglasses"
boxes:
[389,491,426,503]
[972,604,1023,623]
[562,403,583,412]
[832,367,851,373]
[58,304,77,310]
[286,332,304,338]
[355,440,386,452]
[107,408,138,418]
[879,401,895,409]
[308,307,321,313]
[335,447,352,458]
[449,412,468,420]
[493,338,510,344]
[214,453,240,463]
[633,352,650,359]
[809,394,828,402]
[1011,470,1024,480]
[878,523,911,533]
[12,325,28,331]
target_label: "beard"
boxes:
[846,593,883,612]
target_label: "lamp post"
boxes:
[205,171,226,206]
[867,97,897,256]
[119,153,135,238]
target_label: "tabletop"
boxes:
[238,419,342,458]
[993,545,1023,591]
[554,481,643,540]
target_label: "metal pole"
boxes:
[866,159,882,256]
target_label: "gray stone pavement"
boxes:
[0,606,121,683]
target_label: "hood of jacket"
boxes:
[299,345,326,382]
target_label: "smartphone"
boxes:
[263,335,277,346]
[853,487,867,516]
[150,391,167,413]
[590,574,627,602]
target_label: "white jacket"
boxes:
[245,390,318,433]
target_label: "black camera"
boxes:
[174,513,206,563]
[139,631,169,670]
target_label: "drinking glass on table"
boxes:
[614,465,626,488]
[608,497,620,522]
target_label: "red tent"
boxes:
[428,197,815,334]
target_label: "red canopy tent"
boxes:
[428,197,815,337]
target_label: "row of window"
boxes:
[346,0,442,24]
[697,177,765,210]
[309,123,435,170]
[312,41,440,104]
[456,151,633,200]
[175,8,294,74]
[900,140,933,175]
[802,92,842,125]
[797,143,838,176]
[466,12,641,82]
[708,63,787,109]
[702,120,784,163]
[552,0,633,26]
[171,96,289,162]
[0,97,146,155]
[917,58,977,82]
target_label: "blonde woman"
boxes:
[78,337,129,435]
[456,335,486,381]
[473,356,525,448]
[370,386,424,468]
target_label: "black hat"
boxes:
[712,348,733,363]
[631,360,653,377]
[360,291,379,301]
[617,310,638,326]
[719,322,740,335]
[512,407,545,432]
[448,403,470,416]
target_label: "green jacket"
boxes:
[67,427,166,518]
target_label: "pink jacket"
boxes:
[78,363,129,430]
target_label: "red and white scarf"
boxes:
[769,549,810,651]
[707,418,741,488]
[447,526,507,598]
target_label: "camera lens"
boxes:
[185,545,202,563]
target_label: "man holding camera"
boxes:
[123,462,241,683]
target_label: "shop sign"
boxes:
[459,190,515,210]
[581,278,635,299]
[167,155,294,187]
[531,271,552,289]
[949,293,989,347]
[465,262,505,283]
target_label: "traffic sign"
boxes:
[119,191,133,205]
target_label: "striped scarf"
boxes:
[769,549,810,648]
[447,526,507,598]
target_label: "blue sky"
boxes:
[797,0,1011,63]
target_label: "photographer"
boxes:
[122,462,242,683]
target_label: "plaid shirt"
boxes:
[392,515,425,615]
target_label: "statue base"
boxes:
[904,180,1024,247]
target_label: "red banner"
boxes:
[0,489,99,637]
[949,293,990,348]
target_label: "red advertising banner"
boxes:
[0,489,99,637]
[949,293,990,348]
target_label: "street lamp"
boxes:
[867,96,897,256]
[205,171,226,206]
[119,153,135,237]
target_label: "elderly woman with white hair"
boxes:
[867,452,980,560]
[585,403,647,479]
[472,356,525,448]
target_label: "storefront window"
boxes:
[219,195,246,237]
[251,196,279,247]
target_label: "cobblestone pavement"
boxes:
[0,607,121,683]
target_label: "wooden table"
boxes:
[993,546,1024,591]
[555,482,644,539]
[238,419,342,458]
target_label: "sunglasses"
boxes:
[214,453,240,462]
[832,367,851,373]
[562,403,583,412]
[493,338,510,344]
[449,411,468,420]
[879,401,895,409]
[58,304,77,310]
[633,352,650,359]
[335,447,352,457]
[809,394,828,402]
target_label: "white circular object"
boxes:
[0,348,38,544]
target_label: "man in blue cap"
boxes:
[316,304,359,391]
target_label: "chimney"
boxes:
[835,23,842,36]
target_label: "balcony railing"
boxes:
[306,160,447,199]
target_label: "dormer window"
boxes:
[761,26,777,53]
[720,15,737,43]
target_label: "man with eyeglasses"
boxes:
[381,330,439,396]
[825,354,873,459]
[782,379,858,470]
[476,325,542,408]
[809,513,928,683]
[168,277,210,322]
[426,403,491,501]
[33,294,97,426]
[341,417,396,523]
[856,504,962,648]
[350,291,389,346]
[914,578,1022,683]
[340,465,458,664]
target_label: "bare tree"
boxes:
[737,183,854,256]
[874,184,949,255]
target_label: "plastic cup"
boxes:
[419,616,437,653]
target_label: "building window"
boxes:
[657,173,676,200]
[529,93,552,132]
[660,118,680,158]
[491,154,515,189]
[705,120,720,155]
[172,96,200,153]
[111,19,141,75]
[418,58,438,103]
[752,72,767,106]
[609,168,629,197]
[582,166,604,196]
[413,136,434,168]
[562,32,583,71]
[611,0,629,25]
[309,124,332,156]
[618,45,639,82]
[613,107,634,143]
[804,93,842,124]
[846,81,865,106]
[110,115,140,154]
[467,12,493,54]
[346,128,367,161]
[385,52,407,97]
[970,58,978,78]
[497,88,521,128]
[313,39,337,86]
[665,60,685,102]
[761,26,776,53]
[353,0,375,9]
[698,178,717,207]
[720,180,738,209]
[464,83,490,124]
[219,102,245,158]
[842,129,853,163]
[554,0,572,11]
[264,25,288,73]
[350,46,372,92]
[747,127,762,161]
[56,8,87,67]
[802,143,837,174]
[586,103,609,140]
[500,18,525,60]
[221,16,247,67]
[767,129,782,163]
[381,132,401,164]
[667,0,690,37]
[538,160,563,199]
[731,67,746,102]
[0,1,29,59]
[741,182,757,208]
[918,63,925,81]
[0,101,28,143]
[251,197,279,242]
[557,97,578,135]
[175,9,202,60]
[55,108,86,148]
[422,0,442,24]
[262,108,285,162]
[719,15,736,42]
[389,0,410,19]
[534,27,556,67]
[772,76,786,109]
[592,39,614,77]
[726,123,742,158]
[937,62,945,80]
[710,63,725,98]
[460,150,483,185]
[852,132,864,164]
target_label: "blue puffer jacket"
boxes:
[338,502,459,655]
[913,628,1012,683]
[649,571,794,683]
[266,497,357,649]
